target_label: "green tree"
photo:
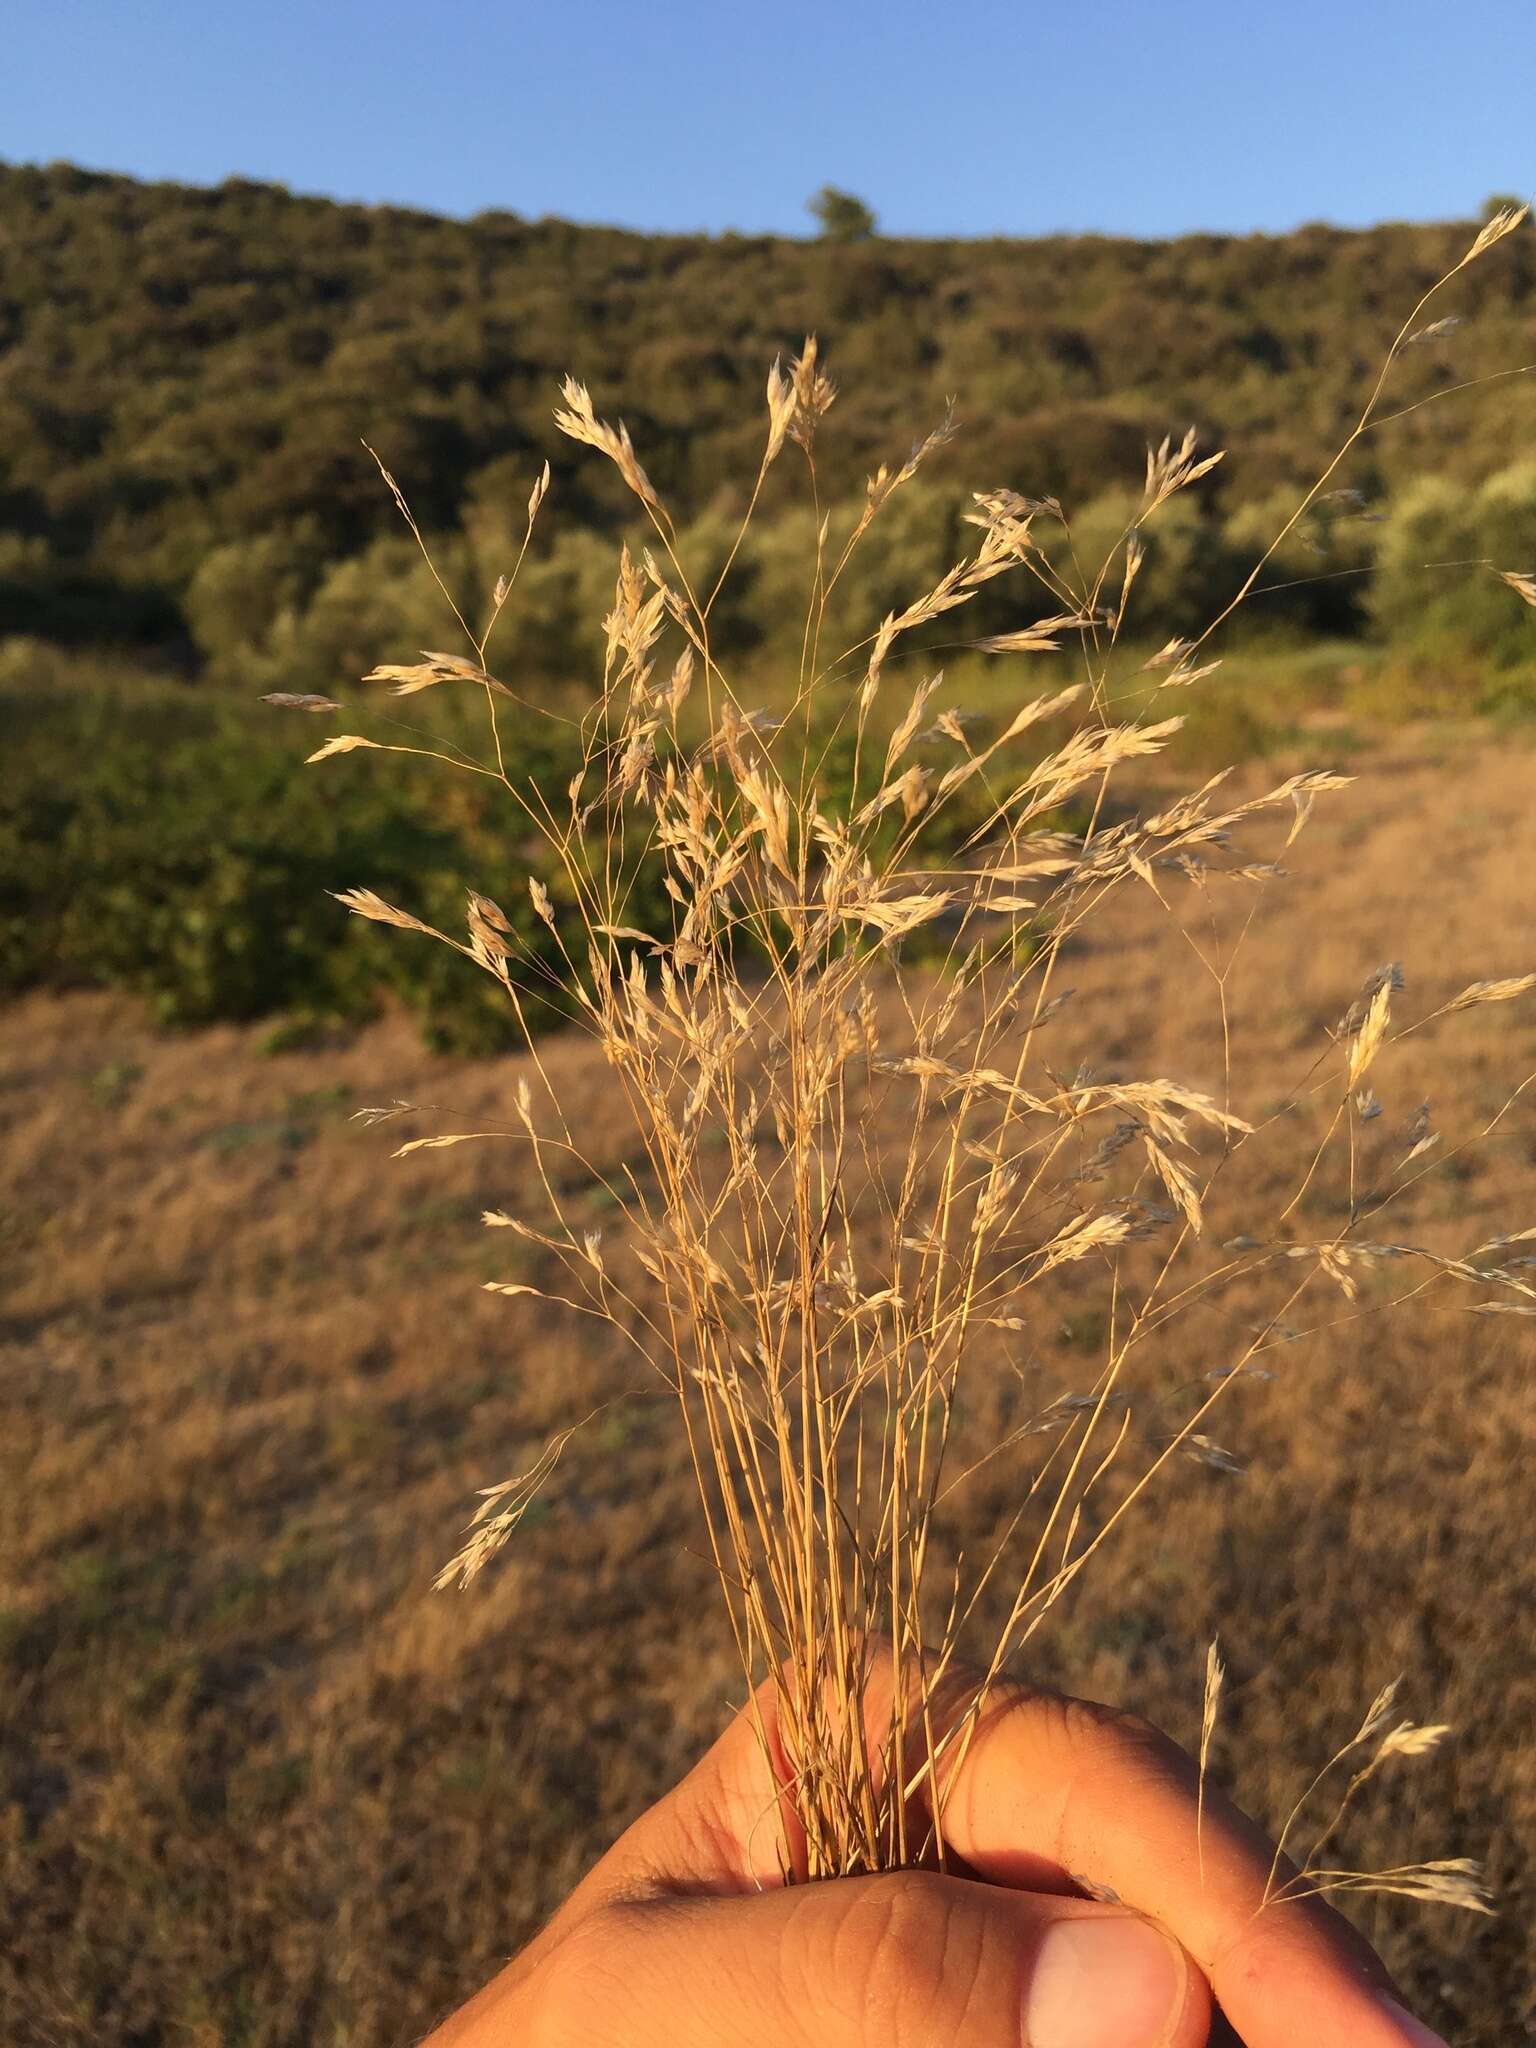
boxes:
[807,185,877,242]
[183,522,324,681]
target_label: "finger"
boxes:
[534,1654,1449,2048]
[562,1676,811,1900]
[524,1869,1207,2048]
[939,1685,1449,2048]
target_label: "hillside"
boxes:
[4,737,1533,2043]
[2,161,1533,659]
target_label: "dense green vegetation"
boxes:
[0,656,1026,1050]
[0,671,568,1051]
[3,159,1534,673]
[2,162,1533,1042]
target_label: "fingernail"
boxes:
[1379,1996,1451,2048]
[1026,1915,1185,2048]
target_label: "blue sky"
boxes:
[9,0,1533,238]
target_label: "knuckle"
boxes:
[1052,1692,1193,1786]
[1032,1693,1198,1876]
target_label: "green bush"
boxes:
[0,679,584,1050]
[183,523,327,680]
[0,658,1054,1048]
[1371,463,1536,668]
[1222,486,1377,642]
[1044,487,1243,643]
[266,536,478,696]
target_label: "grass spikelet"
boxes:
[1197,1637,1224,1884]
[306,733,382,763]
[261,691,344,712]
[1443,973,1536,1012]
[1463,200,1530,264]
[553,376,663,511]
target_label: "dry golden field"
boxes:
[3,725,1534,2047]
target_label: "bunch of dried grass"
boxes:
[301,204,1530,1903]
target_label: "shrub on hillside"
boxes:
[0,670,1011,1046]
[1043,486,1242,642]
[1372,462,1536,667]
[0,685,578,1049]
[1222,485,1377,641]
[182,523,326,682]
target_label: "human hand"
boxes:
[422,1653,1449,2048]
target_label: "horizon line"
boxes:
[4,152,1513,250]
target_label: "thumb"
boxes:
[527,1869,1210,2048]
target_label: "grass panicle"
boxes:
[315,220,1533,1902]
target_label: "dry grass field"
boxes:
[3,724,1534,2047]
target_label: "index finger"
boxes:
[941,1684,1446,2048]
